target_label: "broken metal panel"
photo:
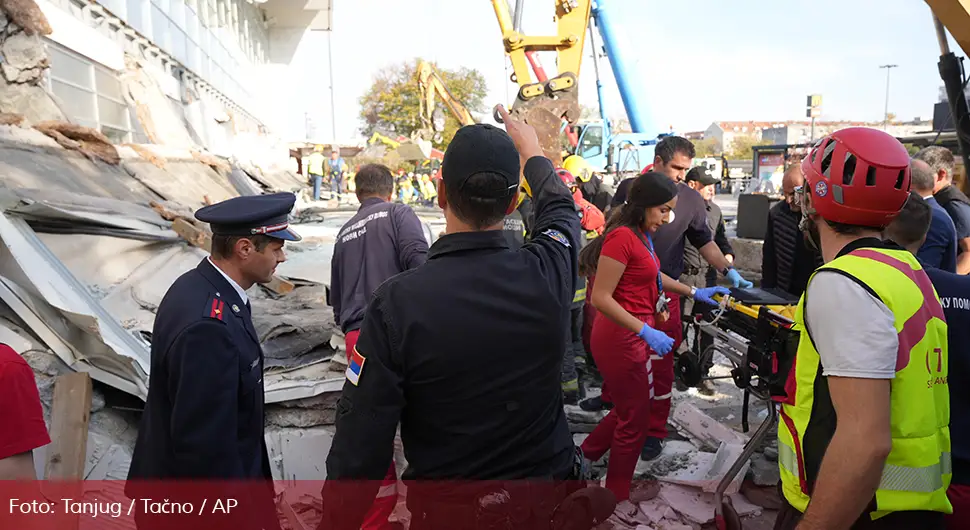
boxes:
[0,137,160,203]
[0,277,145,397]
[229,165,263,196]
[122,158,237,209]
[0,212,151,387]
[11,188,171,227]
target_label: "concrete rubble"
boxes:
[0,1,63,124]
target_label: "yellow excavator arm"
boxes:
[491,0,589,102]
[416,61,476,142]
[490,0,591,166]
[925,0,970,54]
[368,131,401,149]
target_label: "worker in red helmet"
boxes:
[556,168,606,404]
[558,168,606,236]
[774,128,951,530]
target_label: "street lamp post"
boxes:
[879,64,898,130]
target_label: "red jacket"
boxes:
[574,190,605,234]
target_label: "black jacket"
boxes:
[330,198,429,333]
[319,157,581,529]
[126,258,278,529]
[762,201,821,297]
[683,200,733,282]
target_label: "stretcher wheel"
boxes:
[717,496,743,530]
[676,353,702,388]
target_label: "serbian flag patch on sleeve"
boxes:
[345,346,366,386]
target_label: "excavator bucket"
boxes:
[507,73,581,168]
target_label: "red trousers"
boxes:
[646,292,683,439]
[345,330,399,530]
[581,320,653,501]
[947,483,970,529]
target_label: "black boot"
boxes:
[579,395,613,412]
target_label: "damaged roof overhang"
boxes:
[0,188,347,404]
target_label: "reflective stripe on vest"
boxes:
[777,247,952,518]
[573,279,587,304]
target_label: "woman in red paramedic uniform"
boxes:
[578,173,727,512]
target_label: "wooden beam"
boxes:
[171,218,296,295]
[172,217,211,251]
[44,372,92,480]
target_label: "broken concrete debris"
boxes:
[0,1,61,124]
[670,402,747,452]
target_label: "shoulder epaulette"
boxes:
[204,295,226,321]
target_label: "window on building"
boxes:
[47,42,146,144]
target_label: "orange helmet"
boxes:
[801,127,911,228]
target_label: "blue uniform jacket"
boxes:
[330,198,429,334]
[917,196,958,273]
[126,258,278,528]
[925,266,970,485]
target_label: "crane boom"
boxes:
[590,0,654,134]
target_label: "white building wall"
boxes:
[34,0,302,166]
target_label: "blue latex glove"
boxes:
[725,268,753,289]
[694,286,730,306]
[639,323,674,356]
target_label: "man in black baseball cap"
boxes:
[679,166,734,395]
[320,107,616,530]
[128,192,300,530]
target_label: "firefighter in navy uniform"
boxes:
[126,193,300,530]
[318,107,616,530]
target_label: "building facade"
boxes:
[704,119,933,153]
[31,0,330,166]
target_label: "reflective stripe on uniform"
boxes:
[375,483,397,498]
[562,379,579,392]
[650,355,663,361]
[779,442,800,479]
[573,282,587,303]
[653,392,672,401]
[879,453,952,493]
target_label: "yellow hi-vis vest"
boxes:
[777,246,951,520]
[307,152,325,176]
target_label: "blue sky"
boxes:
[305,0,965,142]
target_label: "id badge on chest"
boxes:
[656,290,670,323]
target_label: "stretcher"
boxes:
[677,287,800,530]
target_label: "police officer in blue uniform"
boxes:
[126,192,300,530]
[318,107,616,530]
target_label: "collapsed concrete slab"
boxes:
[670,402,747,452]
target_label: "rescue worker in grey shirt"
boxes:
[679,166,733,395]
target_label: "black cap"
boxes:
[685,166,718,186]
[441,124,520,198]
[628,172,679,208]
[195,192,301,241]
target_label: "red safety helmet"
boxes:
[800,127,911,228]
[556,168,578,188]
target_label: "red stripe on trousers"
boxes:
[345,330,399,530]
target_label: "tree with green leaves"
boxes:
[359,59,487,150]
[692,137,721,158]
[726,134,771,160]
